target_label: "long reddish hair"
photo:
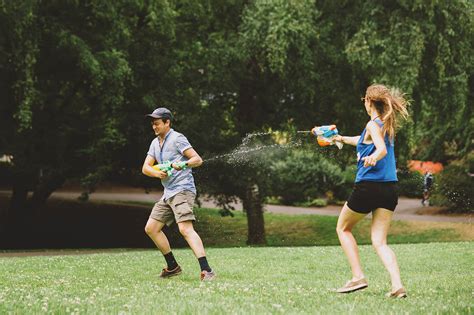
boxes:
[365,84,409,139]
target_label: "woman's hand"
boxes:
[362,155,377,167]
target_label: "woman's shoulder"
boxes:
[365,120,380,128]
[365,120,384,134]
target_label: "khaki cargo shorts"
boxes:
[149,190,196,226]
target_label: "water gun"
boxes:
[152,161,188,177]
[311,125,343,149]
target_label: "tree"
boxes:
[0,0,176,220]
[343,0,473,163]
[1,0,472,245]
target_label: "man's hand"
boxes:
[155,170,168,179]
[171,161,187,171]
[362,155,377,167]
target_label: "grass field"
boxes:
[193,207,474,247]
[0,242,472,314]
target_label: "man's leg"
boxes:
[177,220,206,258]
[146,205,181,276]
[144,218,171,254]
[177,221,214,275]
[177,221,215,280]
[171,191,215,280]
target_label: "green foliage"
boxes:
[0,0,179,199]
[0,1,39,131]
[344,0,473,162]
[338,165,357,200]
[345,13,425,92]
[239,0,318,74]
[1,0,472,224]
[269,149,344,205]
[295,198,328,208]
[397,169,424,198]
[433,153,474,212]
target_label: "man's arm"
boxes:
[172,148,203,170]
[142,155,168,179]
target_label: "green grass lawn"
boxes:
[193,207,473,247]
[0,242,472,314]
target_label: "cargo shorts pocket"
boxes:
[170,191,196,223]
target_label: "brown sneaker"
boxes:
[160,265,182,278]
[200,269,216,281]
[336,278,368,293]
[386,287,407,298]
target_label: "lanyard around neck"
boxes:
[159,130,172,163]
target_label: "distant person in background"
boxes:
[422,172,434,206]
[331,84,409,298]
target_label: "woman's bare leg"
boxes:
[371,208,404,291]
[336,203,367,280]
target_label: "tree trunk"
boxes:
[243,183,266,245]
[8,174,31,220]
[30,170,66,210]
[237,59,266,245]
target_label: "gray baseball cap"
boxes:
[146,107,173,120]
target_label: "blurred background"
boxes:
[0,0,472,249]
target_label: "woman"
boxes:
[333,84,409,298]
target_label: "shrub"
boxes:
[433,154,474,213]
[269,149,345,205]
[294,198,328,208]
[265,196,283,205]
[334,165,356,201]
[428,193,450,207]
[308,198,328,207]
[397,169,424,198]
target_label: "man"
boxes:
[142,107,215,281]
[422,172,434,206]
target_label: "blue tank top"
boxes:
[355,118,397,183]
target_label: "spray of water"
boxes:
[203,131,306,166]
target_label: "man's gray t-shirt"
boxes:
[147,129,196,200]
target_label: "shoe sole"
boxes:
[201,276,216,281]
[201,273,216,281]
[388,292,407,298]
[337,283,368,293]
[160,271,182,279]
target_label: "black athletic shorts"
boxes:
[347,181,398,214]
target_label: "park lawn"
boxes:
[192,207,473,247]
[0,242,472,314]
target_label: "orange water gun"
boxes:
[311,125,343,149]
